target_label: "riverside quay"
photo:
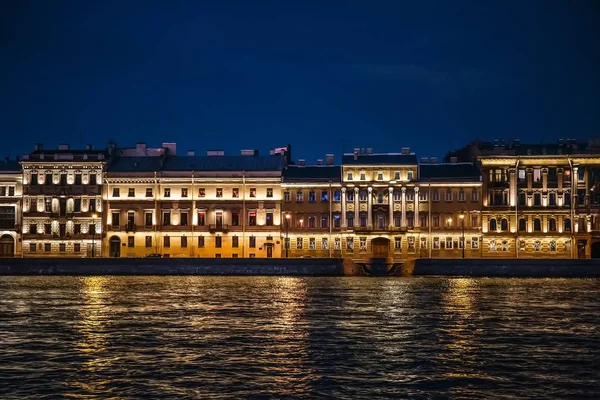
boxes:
[2,138,600,260]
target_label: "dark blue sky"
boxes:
[2,0,599,162]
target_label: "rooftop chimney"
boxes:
[325,154,334,165]
[162,142,177,156]
[207,150,224,156]
[58,144,69,151]
[317,159,323,166]
[366,148,373,154]
[298,159,306,166]
[34,143,43,151]
[353,148,359,160]
[136,142,147,154]
[241,149,259,156]
[187,150,195,156]
[450,156,458,163]
[401,147,410,155]
[430,157,439,163]
[420,157,429,164]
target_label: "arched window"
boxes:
[564,218,571,232]
[549,218,557,232]
[501,218,509,231]
[519,218,527,231]
[489,218,497,231]
[534,218,541,231]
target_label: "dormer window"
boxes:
[360,172,366,181]
[407,171,414,181]
[377,172,383,180]
[347,172,353,180]
[394,171,400,180]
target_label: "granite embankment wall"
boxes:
[407,258,600,277]
[0,258,365,276]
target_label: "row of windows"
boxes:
[140,235,261,249]
[284,189,479,203]
[288,236,480,251]
[29,173,98,185]
[489,217,571,232]
[0,186,16,196]
[112,187,274,198]
[346,170,414,181]
[489,168,577,183]
[27,222,97,235]
[28,242,86,252]
[487,239,564,252]
[28,197,97,213]
[489,192,572,207]
[111,210,277,227]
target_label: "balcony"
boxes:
[209,224,229,233]
[125,223,136,232]
[488,181,510,188]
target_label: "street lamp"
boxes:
[91,213,97,258]
[285,213,291,258]
[459,213,465,259]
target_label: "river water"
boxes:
[0,276,599,399]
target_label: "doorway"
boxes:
[0,235,14,257]
[109,236,121,258]
[266,244,273,258]
[371,237,390,258]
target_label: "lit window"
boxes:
[377,172,383,180]
[471,237,479,250]
[128,188,135,197]
[164,188,171,198]
[359,237,367,250]
[321,238,328,249]
[267,188,273,198]
[181,188,188,198]
[407,171,414,181]
[309,238,316,250]
[394,237,402,249]
[296,237,303,249]
[347,172,353,180]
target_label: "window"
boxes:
[489,240,497,251]
[420,236,427,249]
[163,212,171,226]
[128,236,134,247]
[112,188,120,197]
[308,215,316,228]
[578,168,584,181]
[248,212,256,226]
[128,188,135,197]
[320,215,329,228]
[198,188,205,198]
[30,173,38,185]
[360,214,367,227]
[432,190,440,201]
[44,243,51,252]
[347,172,353,180]
[432,214,440,228]
[309,238,316,250]
[518,169,526,182]
[232,188,240,198]
[250,188,256,198]
[471,190,479,202]
[75,174,82,185]
[145,188,152,197]
[445,237,453,249]
[394,237,402,249]
[267,188,273,198]
[489,218,497,231]
[359,237,367,250]
[232,212,240,226]
[533,168,541,182]
[346,237,354,250]
[502,240,509,252]
[45,173,52,185]
[333,214,341,228]
[145,212,153,227]
[266,212,273,226]
[377,172,383,180]
[518,192,526,206]
[198,236,205,248]
[111,212,120,228]
[29,243,36,252]
[534,218,541,231]
[164,188,171,197]
[549,193,556,206]
[347,214,354,227]
[458,190,465,201]
[347,191,354,201]
[550,240,557,252]
[359,191,367,202]
[394,215,401,227]
[164,236,170,248]
[0,187,5,196]
[419,191,427,201]
[296,191,304,202]
[534,240,542,252]
[534,193,541,206]
[309,191,316,202]
[334,191,341,202]
[74,224,81,234]
[394,171,400,180]
[445,190,453,201]
[549,218,557,232]
[181,188,188,198]
[501,218,508,231]
[283,191,290,202]
[232,236,239,248]
[89,174,97,185]
[59,243,66,252]
[0,207,15,229]
[181,236,187,248]
[232,254,239,258]
[29,224,37,234]
[433,237,440,249]
[145,236,152,248]
[249,236,256,248]
[215,236,222,248]
[519,240,526,252]
[564,193,571,206]
[406,191,414,201]
[519,218,527,231]
[197,212,205,226]
[180,212,189,226]
[334,238,341,250]
[471,237,479,250]
[322,238,329,249]
[420,214,428,228]
[74,243,81,253]
[321,191,328,202]
[407,171,414,181]
[470,214,479,229]
[296,237,303,249]
[564,218,571,231]
[216,188,223,198]
[360,172,366,180]
[407,238,416,253]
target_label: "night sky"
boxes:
[2,0,599,162]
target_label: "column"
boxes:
[354,187,359,227]
[509,168,517,207]
[388,187,394,229]
[367,187,373,228]
[585,168,590,206]
[542,167,548,191]
[414,187,420,227]
[341,188,347,228]
[526,168,533,192]
[573,166,579,205]
[401,187,407,228]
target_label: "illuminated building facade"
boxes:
[20,144,106,257]
[104,144,289,258]
[0,158,22,257]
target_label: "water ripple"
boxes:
[0,276,599,398]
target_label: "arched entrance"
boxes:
[371,237,390,258]
[591,241,600,258]
[0,234,14,257]
[109,236,121,258]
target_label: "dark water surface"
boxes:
[0,276,599,399]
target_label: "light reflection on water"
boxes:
[0,276,599,398]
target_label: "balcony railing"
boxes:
[209,224,229,233]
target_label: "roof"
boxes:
[283,166,341,182]
[106,157,164,173]
[0,159,21,173]
[420,163,481,182]
[342,153,418,165]
[161,155,285,172]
